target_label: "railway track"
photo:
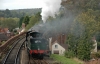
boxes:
[29,56,49,64]
[32,59,49,64]
[2,37,26,64]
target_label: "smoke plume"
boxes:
[41,0,62,23]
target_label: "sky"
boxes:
[0,0,62,22]
[0,0,43,10]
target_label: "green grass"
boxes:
[50,54,83,64]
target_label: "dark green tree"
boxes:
[4,9,11,17]
[26,12,41,30]
[22,16,30,26]
[19,17,24,28]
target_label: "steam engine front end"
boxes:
[26,31,50,59]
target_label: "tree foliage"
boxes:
[0,18,19,31]
[0,8,41,18]
[26,12,41,30]
[22,16,30,26]
[61,0,100,60]
[19,17,24,28]
[66,9,100,60]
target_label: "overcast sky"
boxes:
[0,0,43,10]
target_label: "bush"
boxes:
[64,51,75,58]
[91,51,100,59]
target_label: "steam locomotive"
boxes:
[26,31,50,59]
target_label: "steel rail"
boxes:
[43,59,50,64]
[2,36,25,64]
[30,57,49,64]
[14,40,25,64]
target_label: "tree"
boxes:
[66,10,99,60]
[62,0,100,11]
[26,12,41,30]
[4,9,11,17]
[19,17,24,28]
[0,18,19,31]
[22,16,30,26]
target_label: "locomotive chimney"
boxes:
[61,34,66,44]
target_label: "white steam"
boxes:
[41,0,62,23]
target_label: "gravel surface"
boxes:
[20,48,29,64]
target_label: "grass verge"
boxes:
[50,54,84,64]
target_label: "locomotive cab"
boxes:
[30,32,42,38]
